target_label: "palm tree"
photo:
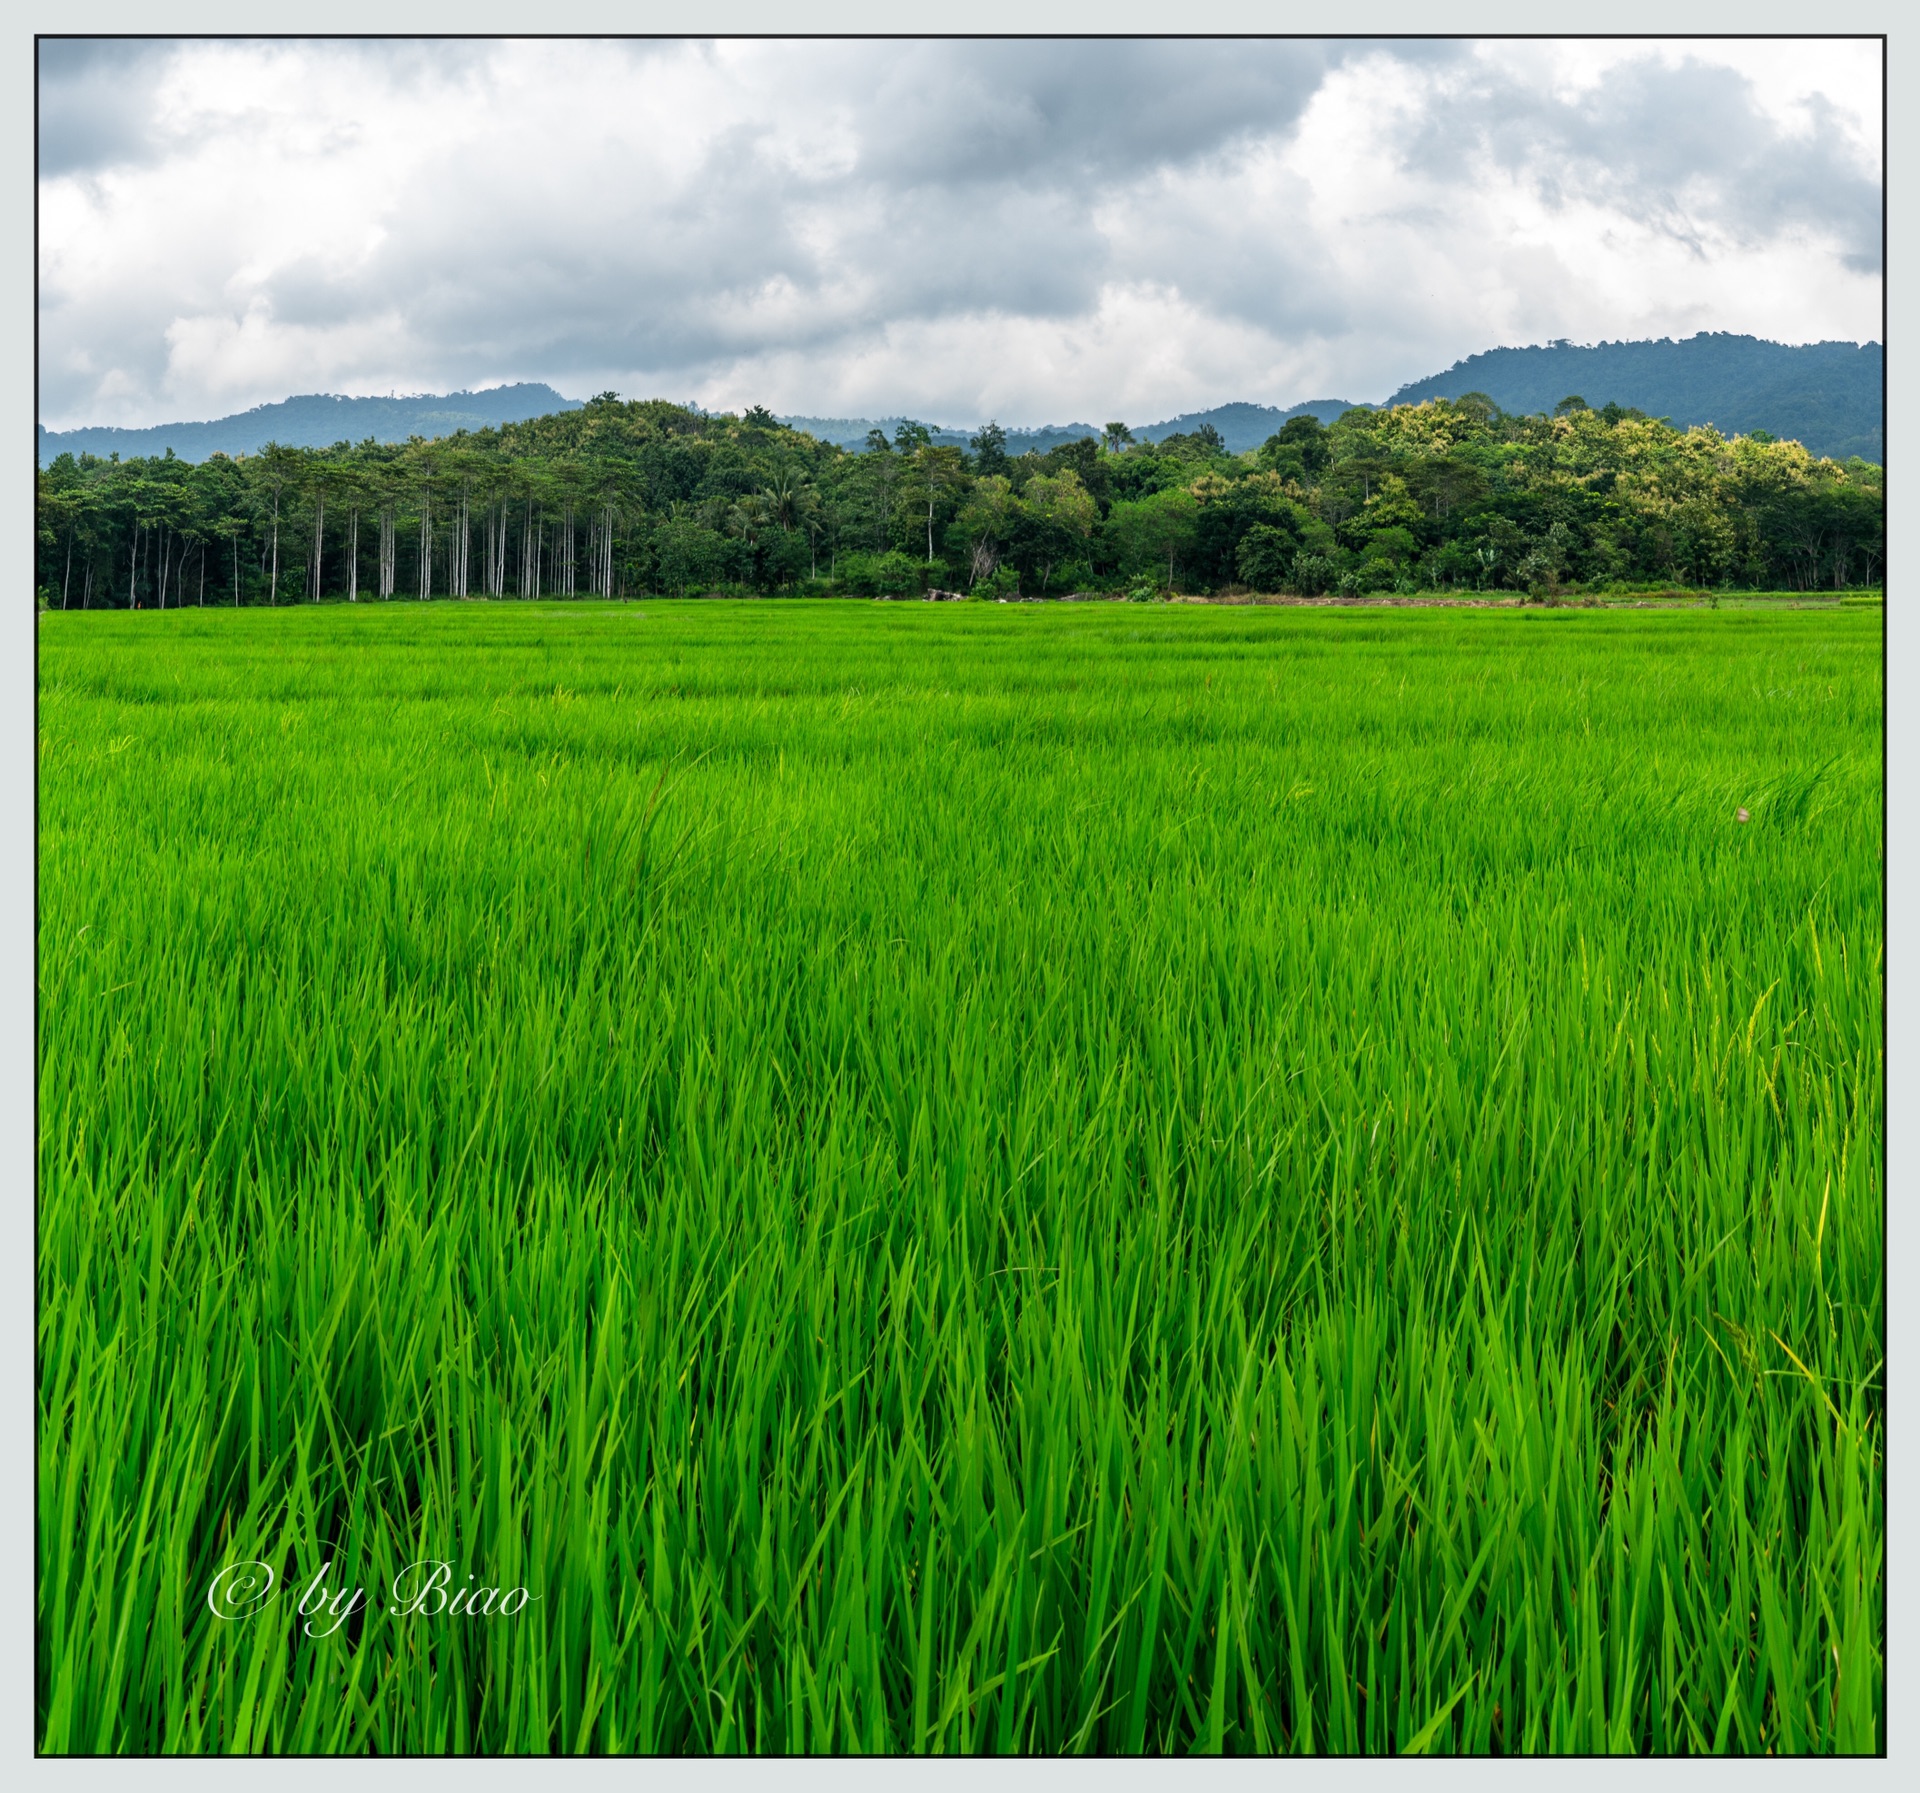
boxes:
[759,463,821,579]
[759,463,807,531]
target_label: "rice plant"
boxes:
[36,600,1882,1753]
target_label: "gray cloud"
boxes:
[36,39,1882,430]
[851,39,1346,186]
[1410,54,1882,275]
[37,39,172,176]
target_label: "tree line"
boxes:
[35,390,1884,609]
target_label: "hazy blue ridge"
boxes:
[1387,333,1883,462]
[777,402,1355,455]
[1132,400,1359,451]
[1003,424,1102,454]
[775,417,1106,454]
[37,383,583,465]
[776,417,979,451]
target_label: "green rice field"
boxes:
[36,600,1884,1753]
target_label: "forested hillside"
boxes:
[1389,334,1882,463]
[36,384,582,465]
[36,391,1883,609]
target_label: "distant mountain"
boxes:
[779,402,1357,456]
[1387,334,1882,462]
[1134,400,1358,452]
[37,383,584,465]
[1004,423,1101,455]
[776,416,1107,455]
[777,416,975,451]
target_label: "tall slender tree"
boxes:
[405,445,439,599]
[305,459,331,601]
[255,443,302,606]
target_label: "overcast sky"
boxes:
[37,37,1882,431]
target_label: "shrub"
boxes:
[1289,552,1337,596]
[838,551,927,597]
[1235,524,1298,591]
[651,522,745,596]
[1359,526,1419,568]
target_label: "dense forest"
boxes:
[35,390,1884,609]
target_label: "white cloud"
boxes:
[36,37,1882,431]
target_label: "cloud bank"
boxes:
[37,37,1882,430]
